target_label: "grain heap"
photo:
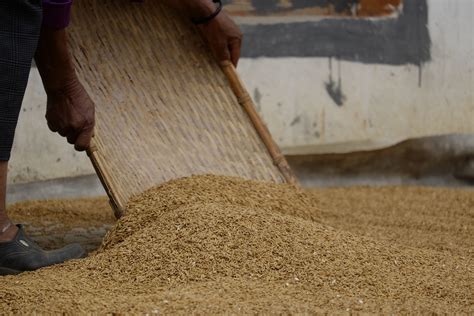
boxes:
[0,175,472,314]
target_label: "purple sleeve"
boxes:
[42,0,73,29]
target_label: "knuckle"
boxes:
[70,121,83,131]
[49,125,59,133]
[230,37,242,46]
[86,119,95,128]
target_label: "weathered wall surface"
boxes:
[9,70,93,184]
[234,0,473,154]
[8,0,474,184]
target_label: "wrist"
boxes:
[191,0,222,25]
[40,63,77,95]
[45,75,81,100]
[186,0,216,21]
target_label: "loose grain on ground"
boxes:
[2,175,473,314]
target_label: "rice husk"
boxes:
[1,175,472,314]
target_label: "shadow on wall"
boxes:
[286,135,474,187]
[227,0,430,66]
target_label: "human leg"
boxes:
[0,162,18,241]
[0,0,42,241]
[0,0,86,275]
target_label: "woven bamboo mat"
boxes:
[68,0,296,217]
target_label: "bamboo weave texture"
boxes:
[68,0,288,214]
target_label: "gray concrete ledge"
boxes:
[7,135,474,204]
[287,135,474,188]
[7,174,105,205]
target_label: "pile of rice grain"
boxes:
[0,175,472,314]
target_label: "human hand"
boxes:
[196,10,243,67]
[45,78,95,151]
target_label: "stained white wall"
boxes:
[239,0,473,154]
[9,70,93,184]
[8,0,474,184]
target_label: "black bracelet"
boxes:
[192,0,222,25]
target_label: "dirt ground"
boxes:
[1,175,473,314]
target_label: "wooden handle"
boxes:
[220,61,299,185]
[87,137,125,218]
[86,137,98,157]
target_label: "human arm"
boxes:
[33,0,240,153]
[34,26,95,152]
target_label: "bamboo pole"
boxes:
[220,61,299,185]
[87,138,125,217]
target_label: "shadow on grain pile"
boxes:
[0,175,472,314]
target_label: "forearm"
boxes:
[34,27,95,153]
[34,27,76,94]
[159,0,216,21]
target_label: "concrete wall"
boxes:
[236,0,473,154]
[8,0,474,184]
[9,70,93,184]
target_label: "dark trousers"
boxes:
[0,0,42,161]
